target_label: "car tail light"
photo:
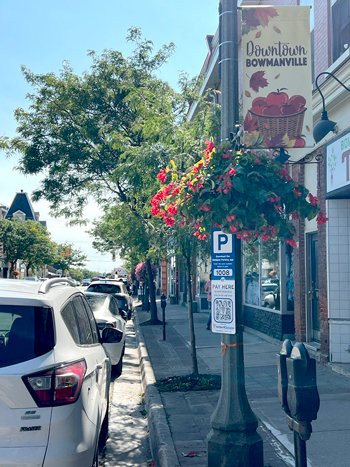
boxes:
[22,359,87,407]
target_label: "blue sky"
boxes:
[0,0,218,273]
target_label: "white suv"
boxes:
[0,278,122,467]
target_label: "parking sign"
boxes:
[210,229,236,334]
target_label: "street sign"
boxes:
[211,229,236,334]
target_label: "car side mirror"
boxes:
[119,310,128,321]
[101,327,123,343]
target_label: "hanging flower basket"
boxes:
[150,142,327,246]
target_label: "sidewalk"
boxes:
[134,300,350,467]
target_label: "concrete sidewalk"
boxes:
[134,300,350,467]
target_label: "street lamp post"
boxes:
[207,1,263,465]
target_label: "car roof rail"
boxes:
[38,277,76,294]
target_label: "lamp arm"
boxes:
[315,71,350,114]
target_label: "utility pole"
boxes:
[207,1,263,465]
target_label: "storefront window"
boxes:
[244,238,280,310]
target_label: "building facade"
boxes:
[188,0,350,364]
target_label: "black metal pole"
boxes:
[207,1,263,465]
[294,432,307,467]
[162,305,166,340]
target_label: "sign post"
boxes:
[207,1,263,465]
[211,229,236,335]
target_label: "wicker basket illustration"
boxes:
[249,108,306,140]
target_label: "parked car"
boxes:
[84,291,126,376]
[0,277,121,467]
[82,277,92,287]
[114,293,132,320]
[86,278,134,319]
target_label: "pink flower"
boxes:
[229,225,238,233]
[226,214,236,222]
[293,188,302,197]
[228,167,236,176]
[199,204,211,212]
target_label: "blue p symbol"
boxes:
[218,234,228,251]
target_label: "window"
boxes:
[244,238,280,310]
[332,0,350,61]
[72,297,94,345]
[0,305,54,367]
[62,297,99,345]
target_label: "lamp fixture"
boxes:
[313,71,350,144]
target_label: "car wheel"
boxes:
[91,441,99,467]
[112,344,125,377]
[99,403,109,449]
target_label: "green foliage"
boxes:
[51,243,87,275]
[0,219,57,276]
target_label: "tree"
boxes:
[51,243,87,276]
[90,203,165,323]
[0,218,56,277]
[2,29,182,321]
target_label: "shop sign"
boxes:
[327,131,350,195]
[241,6,312,149]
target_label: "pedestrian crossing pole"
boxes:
[207,1,263,465]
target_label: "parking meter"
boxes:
[286,342,320,423]
[161,294,167,310]
[277,339,293,415]
[161,294,167,340]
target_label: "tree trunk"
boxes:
[146,259,161,324]
[185,248,199,375]
[9,261,16,279]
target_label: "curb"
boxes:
[134,311,180,467]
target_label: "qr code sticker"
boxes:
[213,298,233,323]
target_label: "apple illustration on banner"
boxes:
[247,89,307,148]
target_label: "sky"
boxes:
[0,0,219,273]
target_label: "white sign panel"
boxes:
[327,132,350,194]
[211,279,236,335]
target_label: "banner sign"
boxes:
[241,6,312,149]
[211,230,236,334]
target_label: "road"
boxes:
[101,319,153,467]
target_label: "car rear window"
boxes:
[88,283,122,294]
[0,305,54,368]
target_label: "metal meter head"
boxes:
[277,339,293,414]
[286,342,320,422]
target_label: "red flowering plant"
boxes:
[150,141,327,247]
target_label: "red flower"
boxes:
[167,204,178,215]
[228,167,236,176]
[199,204,211,212]
[164,216,175,227]
[293,188,302,197]
[226,214,236,222]
[308,193,319,206]
[229,225,238,233]
[316,211,328,225]
[156,169,167,184]
[286,239,298,248]
[151,205,160,216]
